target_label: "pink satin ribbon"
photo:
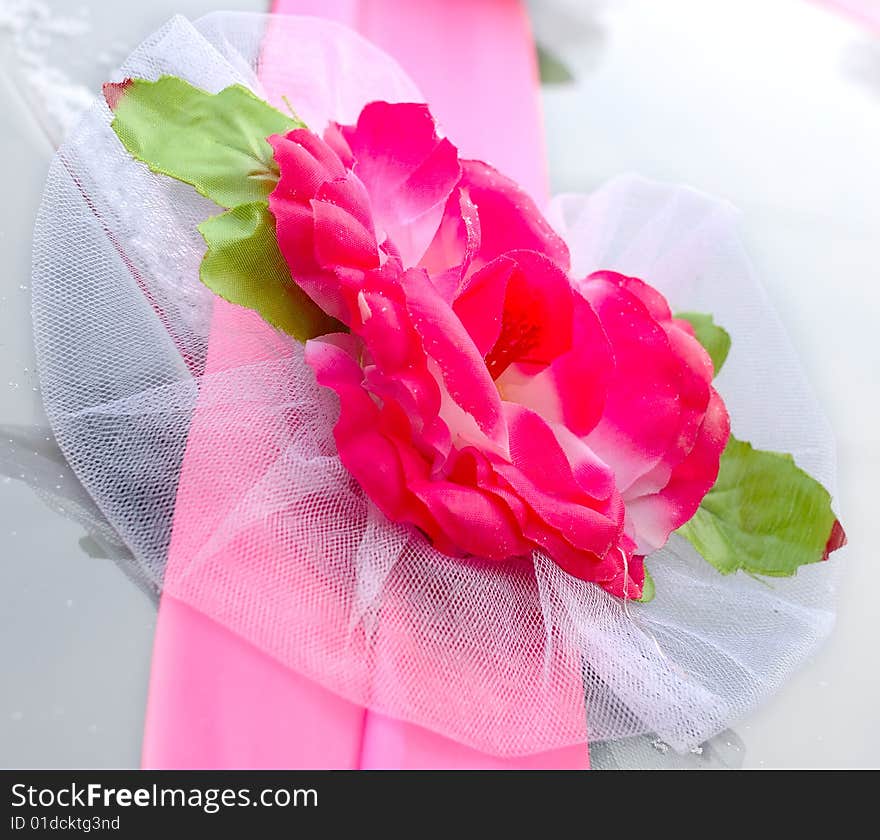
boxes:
[810,0,880,32]
[142,0,589,770]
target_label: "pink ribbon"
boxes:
[810,0,880,32]
[142,0,589,770]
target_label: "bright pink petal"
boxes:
[407,477,527,561]
[589,270,671,321]
[305,337,437,534]
[311,198,380,271]
[458,160,570,271]
[454,250,574,370]
[451,254,515,356]
[308,337,526,563]
[270,129,346,187]
[419,159,570,285]
[269,130,378,323]
[598,548,644,600]
[481,251,573,376]
[549,423,617,502]
[625,389,730,553]
[577,271,683,491]
[417,187,481,300]
[322,121,354,168]
[400,268,507,452]
[579,272,724,556]
[314,174,376,236]
[354,269,452,467]
[623,319,714,499]
[454,253,613,436]
[337,102,461,268]
[499,290,613,435]
[494,404,623,552]
[458,411,635,595]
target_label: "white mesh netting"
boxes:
[31,13,843,756]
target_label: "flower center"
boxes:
[484,316,543,380]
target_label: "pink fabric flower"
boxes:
[267,102,730,598]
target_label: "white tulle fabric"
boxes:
[31,13,842,755]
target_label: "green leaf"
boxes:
[677,436,844,577]
[536,43,575,84]
[675,311,731,376]
[105,76,302,209]
[637,568,655,603]
[198,201,340,341]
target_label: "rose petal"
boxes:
[625,389,730,553]
[458,160,570,271]
[311,198,380,272]
[401,268,508,453]
[623,318,714,499]
[417,187,481,300]
[419,159,571,282]
[494,404,623,551]
[337,102,461,268]
[304,335,441,538]
[269,130,378,322]
[576,271,683,491]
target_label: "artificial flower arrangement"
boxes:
[104,74,844,601]
[32,14,846,761]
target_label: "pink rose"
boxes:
[267,102,730,598]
